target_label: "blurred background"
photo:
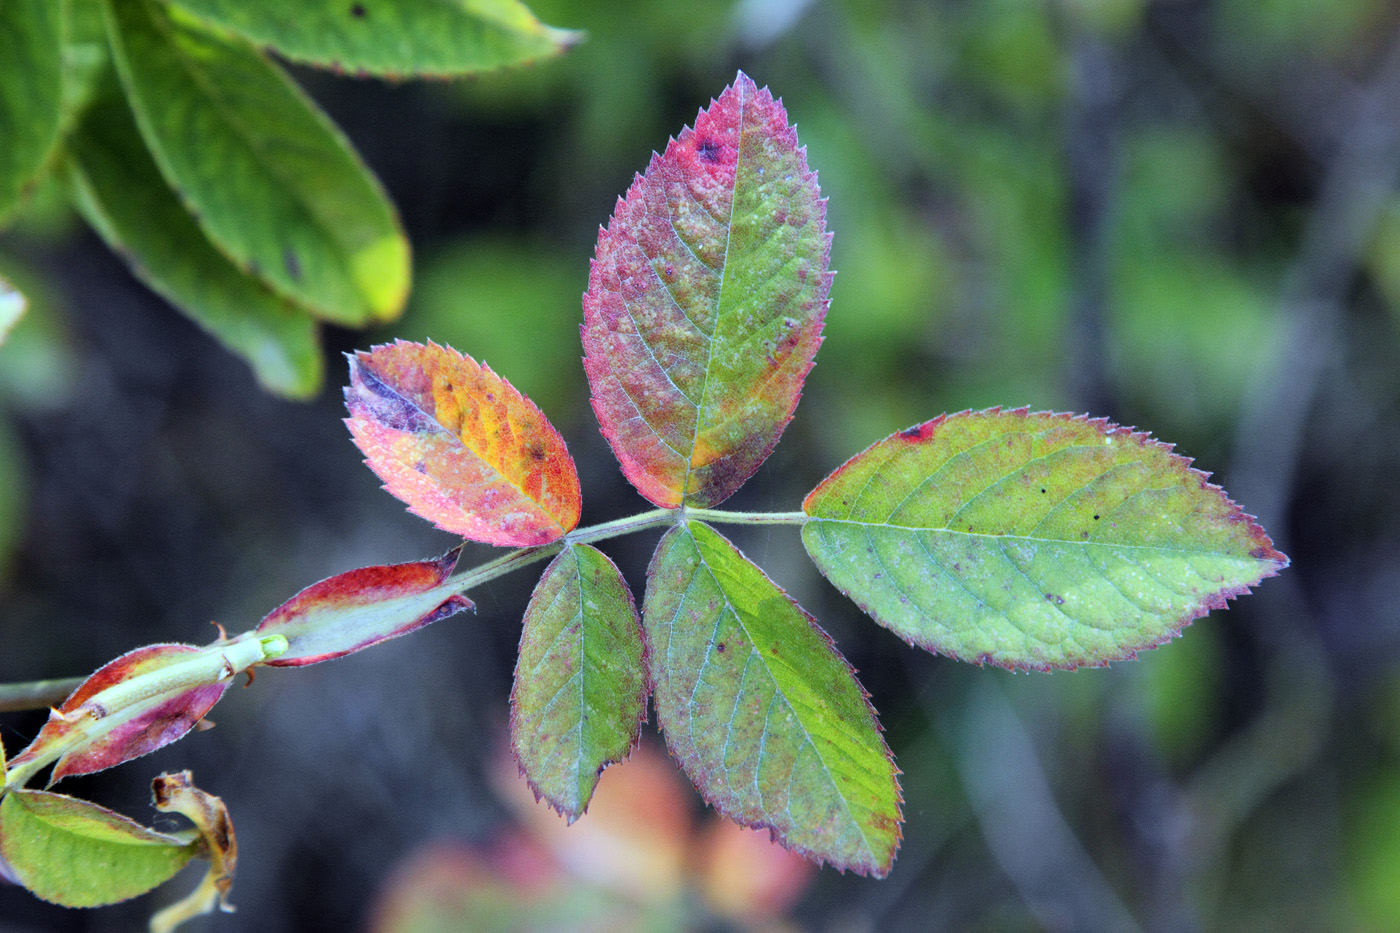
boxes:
[2,0,1399,929]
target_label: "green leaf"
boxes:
[0,789,198,907]
[511,544,646,821]
[63,87,323,397]
[59,0,109,133]
[582,72,831,508]
[642,520,901,876]
[166,0,582,78]
[0,0,64,223]
[802,408,1289,671]
[103,0,410,324]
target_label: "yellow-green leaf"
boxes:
[511,544,646,820]
[167,0,582,78]
[803,408,1289,670]
[64,87,322,397]
[643,520,901,876]
[0,790,198,907]
[104,0,410,324]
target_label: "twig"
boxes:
[0,677,85,714]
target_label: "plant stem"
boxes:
[0,677,85,714]
[682,507,808,526]
[0,507,804,714]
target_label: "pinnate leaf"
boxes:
[167,0,582,78]
[0,0,63,223]
[64,86,322,398]
[257,547,474,667]
[583,72,830,508]
[0,789,198,907]
[643,521,901,876]
[104,0,410,324]
[512,544,646,821]
[346,340,581,546]
[7,644,231,785]
[802,408,1289,671]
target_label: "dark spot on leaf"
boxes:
[414,461,427,473]
[1040,488,1047,494]
[697,138,722,163]
[284,249,302,282]
[664,265,674,277]
[350,3,366,17]
[716,642,725,653]
[1093,514,1100,520]
[1044,593,1065,605]
[528,443,547,462]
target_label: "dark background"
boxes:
[3,0,1399,929]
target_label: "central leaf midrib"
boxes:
[681,87,746,499]
[688,524,879,864]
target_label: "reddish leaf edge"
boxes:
[344,339,581,545]
[644,522,904,877]
[582,70,833,510]
[257,545,475,668]
[803,406,1290,674]
[508,545,651,824]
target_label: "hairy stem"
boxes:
[0,507,804,715]
[682,507,808,526]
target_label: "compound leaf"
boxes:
[104,0,410,325]
[345,340,581,546]
[643,521,900,876]
[802,408,1290,671]
[0,0,64,223]
[0,789,198,907]
[583,72,830,509]
[257,547,474,667]
[167,0,582,78]
[64,87,322,398]
[512,544,646,821]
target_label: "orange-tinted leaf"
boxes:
[346,340,581,545]
[257,547,474,667]
[582,72,830,508]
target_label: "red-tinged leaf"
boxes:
[0,790,198,908]
[802,408,1290,671]
[7,645,229,786]
[257,547,474,667]
[583,72,830,508]
[642,521,902,876]
[346,340,581,545]
[511,544,647,821]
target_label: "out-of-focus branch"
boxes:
[0,677,84,714]
[952,680,1143,933]
[1231,33,1400,534]
[1060,18,1122,415]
